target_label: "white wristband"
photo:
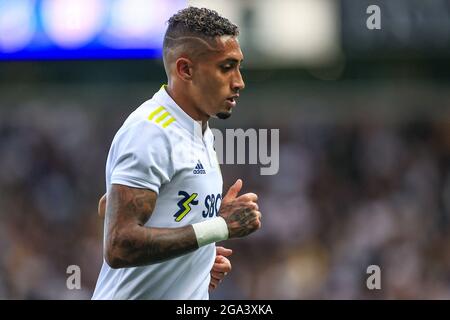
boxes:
[192,217,229,247]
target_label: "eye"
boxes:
[221,64,232,71]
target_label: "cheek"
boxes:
[198,74,226,101]
[203,70,221,88]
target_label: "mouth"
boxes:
[225,94,239,107]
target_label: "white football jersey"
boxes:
[92,86,223,300]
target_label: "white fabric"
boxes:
[92,86,223,300]
[192,217,229,247]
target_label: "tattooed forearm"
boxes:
[104,184,198,268]
[144,227,198,264]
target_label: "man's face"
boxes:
[190,36,245,120]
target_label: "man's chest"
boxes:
[149,141,223,227]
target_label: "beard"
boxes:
[216,111,232,119]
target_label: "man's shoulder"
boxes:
[112,96,187,153]
[111,105,167,147]
[123,99,179,133]
[116,117,169,147]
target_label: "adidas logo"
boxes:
[193,160,206,174]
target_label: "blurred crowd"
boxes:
[0,95,449,299]
[217,113,450,299]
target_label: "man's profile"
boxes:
[92,7,262,300]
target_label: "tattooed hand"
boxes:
[219,179,262,239]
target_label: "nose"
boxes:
[232,69,245,92]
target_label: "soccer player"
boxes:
[92,7,262,300]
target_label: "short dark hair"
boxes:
[163,7,239,54]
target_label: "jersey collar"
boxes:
[153,85,207,138]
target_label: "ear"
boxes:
[175,57,193,81]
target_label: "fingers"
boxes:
[229,197,259,213]
[246,202,259,211]
[212,256,232,273]
[237,201,260,216]
[210,263,230,291]
[253,210,262,229]
[210,257,231,291]
[235,194,259,214]
[237,192,258,202]
[210,277,220,289]
[211,271,227,281]
[209,277,219,291]
[216,246,233,257]
[222,179,242,202]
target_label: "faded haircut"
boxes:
[162,7,239,74]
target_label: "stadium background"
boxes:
[0,0,449,299]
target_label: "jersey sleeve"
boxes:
[109,120,174,194]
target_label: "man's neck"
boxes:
[165,85,209,134]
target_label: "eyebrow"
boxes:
[220,58,243,64]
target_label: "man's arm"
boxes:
[100,193,234,291]
[104,184,197,268]
[103,179,261,269]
